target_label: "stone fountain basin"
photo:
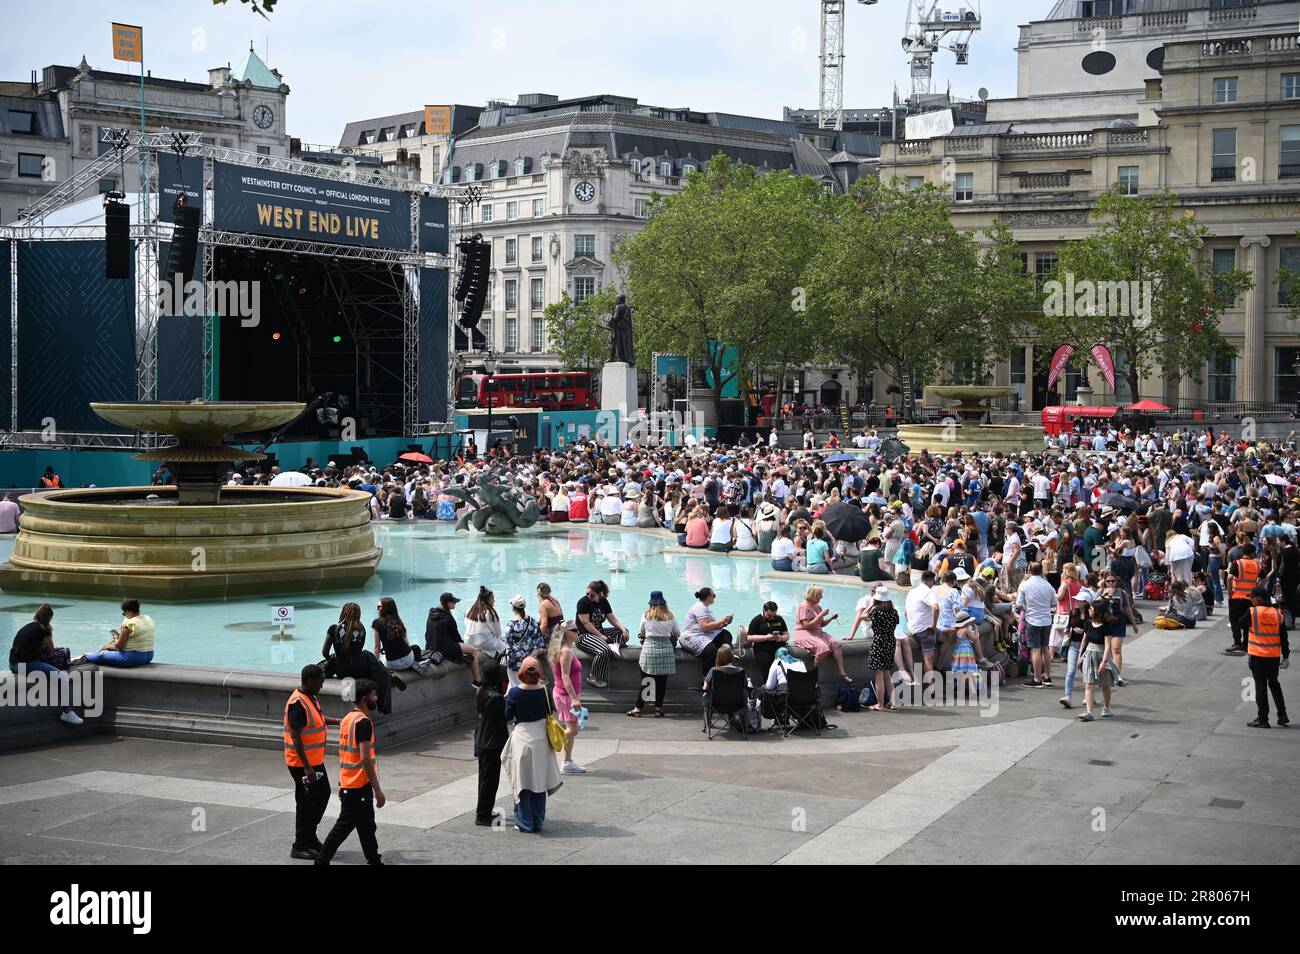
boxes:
[91,401,305,439]
[0,485,381,600]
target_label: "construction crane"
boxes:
[902,1,982,102]
[819,1,877,131]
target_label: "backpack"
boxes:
[729,697,762,734]
[859,679,892,708]
[837,683,862,712]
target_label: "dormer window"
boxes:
[403,124,418,138]
[380,127,397,141]
[361,130,377,145]
[659,161,672,177]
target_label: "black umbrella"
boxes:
[821,502,873,542]
[1097,492,1140,512]
[1182,463,1211,478]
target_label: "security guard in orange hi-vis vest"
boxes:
[38,467,62,489]
[284,664,341,861]
[315,678,385,865]
[1226,543,1262,655]
[1246,588,1290,730]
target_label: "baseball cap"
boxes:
[440,592,461,606]
[509,594,527,609]
[981,566,996,578]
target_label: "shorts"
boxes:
[1024,624,1052,650]
[912,627,937,652]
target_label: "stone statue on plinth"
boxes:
[607,295,634,365]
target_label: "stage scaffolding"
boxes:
[0,130,461,444]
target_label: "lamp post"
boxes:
[483,347,497,447]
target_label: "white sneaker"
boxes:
[60,710,84,726]
[1101,706,1114,718]
[561,761,587,775]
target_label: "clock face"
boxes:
[574,180,596,204]
[253,105,274,129]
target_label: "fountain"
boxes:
[0,401,381,601]
[896,385,1045,456]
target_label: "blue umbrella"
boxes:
[824,453,857,464]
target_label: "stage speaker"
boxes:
[104,199,131,279]
[455,325,469,352]
[164,202,200,286]
[459,237,491,328]
[453,235,474,303]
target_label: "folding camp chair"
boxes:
[780,668,828,738]
[701,668,751,740]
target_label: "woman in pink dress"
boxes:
[794,585,853,682]
[548,620,587,775]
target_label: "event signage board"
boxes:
[419,196,449,254]
[157,154,205,223]
[213,163,411,250]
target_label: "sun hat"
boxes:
[954,566,970,580]
[872,584,891,602]
[509,594,527,609]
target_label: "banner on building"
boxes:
[1090,344,1117,390]
[213,162,412,250]
[1046,344,1075,389]
[111,23,142,62]
[424,106,452,136]
[419,195,449,254]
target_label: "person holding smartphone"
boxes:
[794,585,853,683]
[680,587,744,679]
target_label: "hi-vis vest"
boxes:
[1248,606,1283,659]
[283,689,327,768]
[39,475,61,488]
[1231,559,1261,600]
[338,710,377,789]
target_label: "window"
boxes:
[954,172,974,202]
[6,110,35,134]
[1285,73,1300,100]
[381,127,397,142]
[256,145,270,155]
[460,205,471,224]
[1212,128,1236,181]
[1276,347,1300,403]
[481,316,493,349]
[1213,77,1238,104]
[362,130,377,144]
[1080,0,1130,16]
[1280,247,1300,306]
[574,277,595,303]
[403,124,418,138]
[1212,247,1238,304]
[1035,251,1059,279]
[907,176,925,191]
[530,277,544,310]
[17,153,43,178]
[505,279,517,311]
[659,161,673,177]
[506,317,518,352]
[506,201,518,220]
[531,236,543,262]
[635,198,650,217]
[532,317,544,352]
[575,234,596,258]
[1118,165,1139,196]
[1010,347,1028,407]
[98,178,115,193]
[505,239,517,265]
[481,204,493,223]
[514,158,526,176]
[532,198,544,217]
[1209,354,1236,403]
[1281,126,1300,179]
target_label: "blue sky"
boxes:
[1,1,1053,143]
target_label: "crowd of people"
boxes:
[13,419,1297,860]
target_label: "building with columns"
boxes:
[878,0,1300,409]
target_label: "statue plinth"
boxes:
[601,362,637,416]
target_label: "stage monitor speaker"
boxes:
[164,202,200,286]
[104,200,131,279]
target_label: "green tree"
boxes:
[615,154,828,420]
[1039,186,1253,400]
[543,287,618,374]
[804,178,1033,413]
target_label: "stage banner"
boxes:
[0,242,9,427]
[213,162,411,250]
[419,196,449,254]
[157,153,204,223]
[16,241,135,431]
[418,267,449,423]
[1090,343,1117,390]
[1046,344,1074,389]
[653,353,688,413]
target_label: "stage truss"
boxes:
[0,130,462,441]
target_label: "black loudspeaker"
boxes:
[455,325,469,352]
[459,237,491,328]
[164,202,200,286]
[453,235,474,303]
[104,200,131,279]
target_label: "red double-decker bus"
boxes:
[456,371,597,412]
